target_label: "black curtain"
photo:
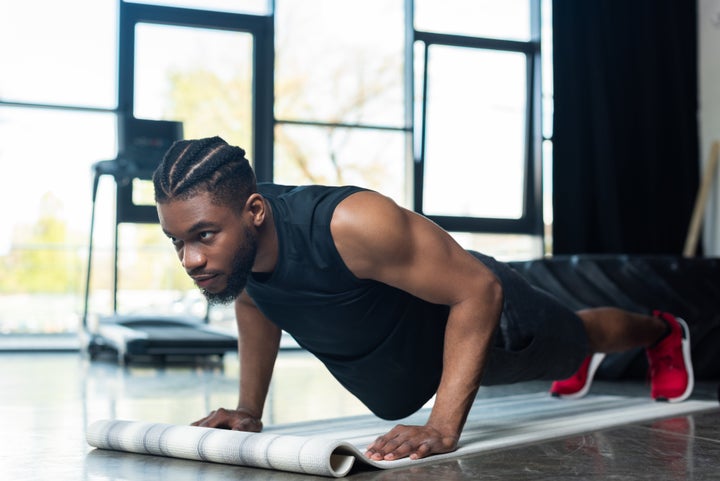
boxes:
[551,0,699,255]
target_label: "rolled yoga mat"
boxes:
[86,393,718,478]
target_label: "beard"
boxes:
[202,227,258,306]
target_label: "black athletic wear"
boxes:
[245,184,588,420]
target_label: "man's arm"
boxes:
[192,290,281,431]
[330,191,503,461]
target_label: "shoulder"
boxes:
[332,190,409,238]
[331,191,413,278]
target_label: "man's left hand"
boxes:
[364,424,459,461]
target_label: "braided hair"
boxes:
[153,136,257,212]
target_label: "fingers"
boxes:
[366,426,417,461]
[408,442,432,460]
[366,436,413,461]
[192,408,229,428]
[364,424,457,461]
[190,412,214,427]
[191,407,263,432]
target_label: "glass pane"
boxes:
[131,178,155,206]
[421,45,527,219]
[274,124,409,208]
[415,0,531,41]
[0,107,115,334]
[0,0,116,108]
[122,0,271,15]
[275,0,405,127]
[114,223,199,318]
[451,232,543,261]
[134,23,254,157]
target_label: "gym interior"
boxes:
[1,1,719,480]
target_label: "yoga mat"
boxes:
[86,393,718,477]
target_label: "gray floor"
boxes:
[2,351,718,481]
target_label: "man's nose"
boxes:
[182,245,205,271]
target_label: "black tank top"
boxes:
[245,184,449,420]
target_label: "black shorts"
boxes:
[469,252,589,385]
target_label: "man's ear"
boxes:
[245,193,266,226]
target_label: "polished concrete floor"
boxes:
[1,350,718,481]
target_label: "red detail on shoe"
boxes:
[647,311,694,403]
[550,353,606,399]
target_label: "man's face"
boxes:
[157,192,258,305]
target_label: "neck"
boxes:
[251,199,278,274]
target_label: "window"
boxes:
[0,0,117,108]
[273,0,410,205]
[122,0,270,15]
[103,2,273,326]
[0,0,117,336]
[133,23,255,149]
[413,0,545,258]
[421,46,528,220]
[0,0,550,340]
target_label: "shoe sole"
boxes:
[553,352,607,399]
[655,317,694,403]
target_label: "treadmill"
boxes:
[82,116,238,364]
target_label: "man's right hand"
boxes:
[191,407,263,432]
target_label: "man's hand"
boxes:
[364,424,459,461]
[191,407,263,432]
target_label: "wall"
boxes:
[699,0,720,256]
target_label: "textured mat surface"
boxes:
[86,393,718,477]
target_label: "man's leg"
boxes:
[577,307,668,353]
[551,308,693,402]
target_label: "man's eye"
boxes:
[199,232,214,240]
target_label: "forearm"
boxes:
[235,297,282,418]
[190,308,278,432]
[427,284,502,435]
[237,328,280,416]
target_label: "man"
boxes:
[153,136,693,462]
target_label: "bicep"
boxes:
[331,192,497,307]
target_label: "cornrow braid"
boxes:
[153,136,257,212]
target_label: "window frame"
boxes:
[118,1,275,181]
[411,0,543,236]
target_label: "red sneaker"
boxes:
[550,352,606,399]
[647,311,694,402]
